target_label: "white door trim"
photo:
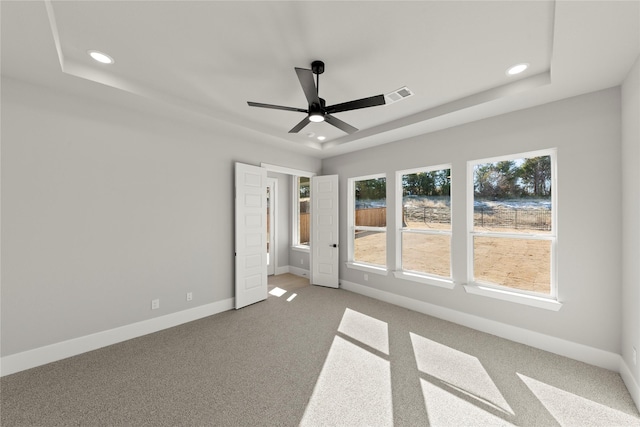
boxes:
[267,177,276,276]
[260,163,316,178]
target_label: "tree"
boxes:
[402,169,451,197]
[474,161,519,199]
[402,173,421,197]
[495,161,518,197]
[299,177,310,197]
[434,169,451,196]
[356,178,386,201]
[518,156,551,197]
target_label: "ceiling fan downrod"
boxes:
[312,60,324,96]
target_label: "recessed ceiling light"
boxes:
[317,136,326,141]
[506,63,529,76]
[88,50,114,64]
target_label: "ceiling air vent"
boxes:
[385,86,414,104]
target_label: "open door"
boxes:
[235,163,268,309]
[310,175,339,288]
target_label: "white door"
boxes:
[310,175,339,288]
[235,163,268,309]
[266,178,276,276]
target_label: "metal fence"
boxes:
[402,205,551,231]
[303,204,551,234]
[474,206,551,231]
[403,206,450,225]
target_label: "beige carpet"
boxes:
[2,275,639,426]
[268,272,310,291]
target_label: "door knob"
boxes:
[330,244,338,248]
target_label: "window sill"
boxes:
[463,283,562,311]
[346,262,388,276]
[291,245,310,253]
[393,271,456,289]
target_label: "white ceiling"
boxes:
[2,1,639,158]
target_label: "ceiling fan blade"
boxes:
[325,94,386,114]
[247,101,308,113]
[295,67,320,106]
[324,114,358,134]
[288,116,311,133]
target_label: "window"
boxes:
[397,165,452,282]
[468,150,556,299]
[347,175,387,271]
[293,176,310,248]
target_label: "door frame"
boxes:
[266,177,277,276]
[261,163,316,277]
[260,163,339,287]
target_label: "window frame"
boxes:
[465,149,560,309]
[292,175,311,252]
[394,164,455,289]
[346,174,389,274]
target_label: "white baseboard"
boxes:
[275,266,290,275]
[340,280,621,371]
[1,298,234,377]
[620,357,640,412]
[288,265,309,278]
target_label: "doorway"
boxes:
[234,163,338,295]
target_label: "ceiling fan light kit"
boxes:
[309,113,325,123]
[247,60,386,135]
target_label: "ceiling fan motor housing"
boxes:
[311,60,325,75]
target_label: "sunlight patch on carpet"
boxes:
[269,287,287,297]
[300,335,392,426]
[338,308,389,355]
[518,373,640,426]
[410,332,514,416]
[420,378,515,426]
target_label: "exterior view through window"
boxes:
[296,176,310,246]
[471,151,555,296]
[400,166,451,278]
[353,176,387,266]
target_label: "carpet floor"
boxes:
[1,274,639,426]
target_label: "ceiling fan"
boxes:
[247,60,386,134]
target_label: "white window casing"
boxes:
[464,148,560,310]
[346,174,388,274]
[395,164,454,288]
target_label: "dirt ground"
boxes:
[354,221,551,294]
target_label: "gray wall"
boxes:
[1,71,634,367]
[0,77,320,356]
[289,249,310,272]
[622,54,640,384]
[322,88,623,353]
